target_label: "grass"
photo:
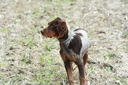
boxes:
[115,77,126,84]
[33,70,60,85]
[105,66,111,72]
[33,53,63,85]
[0,29,3,32]
[6,27,11,31]
[88,66,95,73]
[103,52,115,59]
[21,58,31,64]
[0,0,128,85]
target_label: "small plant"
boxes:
[45,45,55,51]
[103,52,115,59]
[103,63,113,72]
[50,16,55,19]
[115,77,126,84]
[104,53,112,58]
[20,35,35,49]
[123,31,128,38]
[21,58,31,64]
[105,66,111,72]
[89,66,95,73]
[0,29,3,32]
[14,21,18,24]
[6,27,10,31]
[39,53,55,65]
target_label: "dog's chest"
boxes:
[60,43,78,61]
[60,44,75,55]
[60,37,82,59]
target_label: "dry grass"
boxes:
[0,0,128,85]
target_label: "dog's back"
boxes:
[73,29,90,58]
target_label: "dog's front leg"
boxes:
[64,61,74,85]
[75,60,86,85]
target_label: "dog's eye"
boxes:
[49,26,55,31]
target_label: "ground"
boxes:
[0,0,128,85]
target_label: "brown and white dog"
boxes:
[41,17,90,85]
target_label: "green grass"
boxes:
[21,58,31,64]
[20,35,35,48]
[115,77,126,84]
[103,52,115,59]
[33,70,61,85]
[14,21,18,24]
[105,66,111,72]
[0,28,4,32]
[6,27,11,31]
[88,66,95,73]
[34,53,63,85]
[45,45,55,51]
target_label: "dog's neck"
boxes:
[58,29,75,45]
[58,29,69,42]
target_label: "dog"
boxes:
[41,17,90,85]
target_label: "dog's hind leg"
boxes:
[83,51,88,66]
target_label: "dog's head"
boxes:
[41,17,68,39]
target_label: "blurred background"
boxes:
[0,0,128,85]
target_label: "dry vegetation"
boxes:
[0,0,128,85]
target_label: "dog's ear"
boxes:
[56,17,62,20]
[52,17,62,26]
[61,20,66,27]
[58,20,67,38]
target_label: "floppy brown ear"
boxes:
[58,21,68,38]
[56,17,62,20]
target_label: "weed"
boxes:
[34,11,39,16]
[123,31,128,38]
[103,52,114,59]
[14,21,18,24]
[42,52,50,56]
[6,27,11,31]
[6,53,12,57]
[40,53,55,65]
[45,45,55,51]
[105,66,111,72]
[115,77,126,84]
[50,16,55,19]
[27,40,34,48]
[20,35,35,48]
[104,53,111,58]
[21,58,31,64]
[32,27,38,32]
[88,66,95,73]
[0,28,3,32]
[103,63,113,72]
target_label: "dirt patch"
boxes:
[0,0,128,85]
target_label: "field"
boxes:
[0,0,128,85]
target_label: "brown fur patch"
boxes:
[68,34,82,55]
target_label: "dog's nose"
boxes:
[41,30,44,34]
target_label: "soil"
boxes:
[0,0,128,85]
